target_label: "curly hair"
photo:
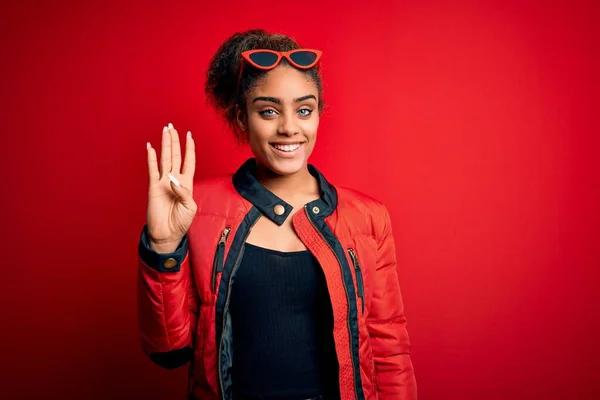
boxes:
[204,29,324,142]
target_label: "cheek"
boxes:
[247,117,276,152]
[247,116,272,140]
[301,116,319,138]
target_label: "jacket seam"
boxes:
[195,211,246,219]
[350,233,377,241]
[158,272,172,351]
[366,316,405,324]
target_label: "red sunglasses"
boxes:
[236,49,322,93]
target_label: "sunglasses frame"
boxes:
[241,49,323,70]
[236,49,322,96]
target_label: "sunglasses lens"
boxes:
[289,51,318,67]
[248,52,279,67]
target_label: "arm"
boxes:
[367,205,417,399]
[137,225,198,369]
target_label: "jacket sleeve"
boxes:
[367,205,417,399]
[137,225,198,369]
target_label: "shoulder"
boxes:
[334,185,393,241]
[193,173,234,193]
[192,173,245,214]
[336,185,390,218]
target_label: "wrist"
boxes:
[149,236,183,254]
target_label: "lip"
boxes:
[270,142,305,158]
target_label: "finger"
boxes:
[159,125,171,179]
[168,174,197,212]
[146,142,159,185]
[168,122,182,174]
[182,131,196,177]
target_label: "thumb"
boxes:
[168,174,194,209]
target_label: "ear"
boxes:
[236,106,247,132]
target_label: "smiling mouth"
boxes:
[270,143,303,152]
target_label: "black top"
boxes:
[229,242,340,400]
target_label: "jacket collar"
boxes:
[232,158,338,226]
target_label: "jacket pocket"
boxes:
[212,227,231,291]
[347,247,365,315]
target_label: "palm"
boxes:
[146,124,197,244]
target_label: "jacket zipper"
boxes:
[304,205,359,400]
[347,248,365,315]
[218,217,259,399]
[212,227,231,292]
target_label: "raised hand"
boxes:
[146,123,197,253]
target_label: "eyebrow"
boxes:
[252,94,317,104]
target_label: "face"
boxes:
[240,65,320,176]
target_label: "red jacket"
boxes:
[138,158,417,399]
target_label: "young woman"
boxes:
[138,29,417,400]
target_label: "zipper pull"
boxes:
[348,247,358,265]
[348,248,365,314]
[212,227,231,291]
[219,227,231,244]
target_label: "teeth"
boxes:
[273,143,301,152]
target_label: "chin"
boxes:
[265,156,307,176]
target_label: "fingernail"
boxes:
[168,174,180,187]
[187,131,192,138]
[168,123,174,129]
[146,142,151,149]
[163,126,168,133]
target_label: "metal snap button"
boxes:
[163,257,178,269]
[312,206,320,214]
[274,204,285,216]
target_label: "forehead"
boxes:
[251,66,318,98]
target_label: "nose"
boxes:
[277,113,299,137]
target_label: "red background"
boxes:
[1,1,599,399]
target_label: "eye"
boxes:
[298,108,312,117]
[259,109,278,117]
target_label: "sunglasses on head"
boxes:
[242,49,322,70]
[236,48,322,94]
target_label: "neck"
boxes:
[254,162,318,199]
